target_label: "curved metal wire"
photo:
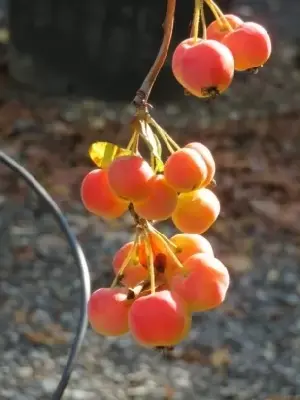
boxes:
[0,150,91,400]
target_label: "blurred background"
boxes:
[0,0,299,399]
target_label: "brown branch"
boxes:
[133,0,176,108]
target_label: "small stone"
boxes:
[36,234,68,258]
[17,366,33,379]
[41,377,58,393]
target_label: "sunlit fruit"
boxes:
[172,38,235,97]
[108,155,154,202]
[172,188,220,234]
[133,175,178,221]
[88,287,130,336]
[128,290,191,347]
[81,169,129,219]
[171,253,230,312]
[222,21,272,71]
[185,142,216,187]
[207,14,243,42]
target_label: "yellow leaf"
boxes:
[89,142,132,169]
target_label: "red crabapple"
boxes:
[88,287,130,336]
[164,148,207,192]
[171,253,230,312]
[172,188,220,234]
[133,175,178,221]
[172,38,234,97]
[108,155,154,202]
[207,14,244,42]
[128,290,191,347]
[80,169,129,219]
[222,22,272,71]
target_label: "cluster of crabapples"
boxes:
[81,141,230,348]
[172,12,272,98]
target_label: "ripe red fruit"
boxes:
[171,253,230,312]
[108,155,154,202]
[80,169,129,219]
[185,142,216,187]
[207,14,243,42]
[222,22,272,71]
[172,188,220,234]
[133,175,178,221]
[164,148,207,192]
[88,287,130,336]
[128,290,191,347]
[113,241,149,287]
[172,38,234,97]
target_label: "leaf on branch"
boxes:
[138,120,164,173]
[89,142,132,169]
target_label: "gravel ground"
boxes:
[0,184,299,400]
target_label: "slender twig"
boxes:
[133,0,176,108]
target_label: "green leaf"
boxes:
[89,142,132,169]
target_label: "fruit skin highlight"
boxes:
[222,21,272,71]
[172,38,235,97]
[207,14,244,42]
[108,155,154,202]
[80,169,129,219]
[128,290,191,347]
[171,253,230,312]
[88,287,131,336]
[133,175,178,221]
[172,188,220,234]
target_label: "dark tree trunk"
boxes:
[8,0,232,102]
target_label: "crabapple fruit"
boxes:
[128,290,191,347]
[88,287,130,336]
[133,175,178,221]
[108,155,154,202]
[164,148,208,192]
[113,241,149,287]
[185,142,216,187]
[222,22,272,71]
[207,14,243,42]
[171,253,230,312]
[80,169,129,219]
[172,188,220,234]
[171,233,214,262]
[172,38,234,97]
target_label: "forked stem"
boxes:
[205,0,233,31]
[133,0,176,108]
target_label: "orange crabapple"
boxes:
[207,14,244,42]
[171,253,230,312]
[133,174,178,221]
[170,233,214,263]
[88,287,131,336]
[172,188,220,234]
[80,169,129,219]
[107,155,154,202]
[222,21,272,71]
[172,38,234,98]
[164,147,208,192]
[128,289,191,347]
[113,241,149,287]
[185,142,216,187]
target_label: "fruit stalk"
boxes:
[133,0,176,108]
[190,0,202,43]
